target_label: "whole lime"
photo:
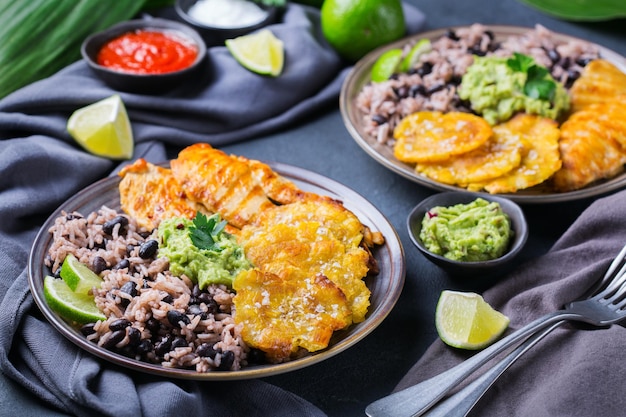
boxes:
[321,0,406,63]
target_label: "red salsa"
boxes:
[97,30,198,74]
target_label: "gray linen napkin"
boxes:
[0,3,425,416]
[395,190,626,416]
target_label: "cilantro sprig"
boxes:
[506,52,556,101]
[189,212,228,251]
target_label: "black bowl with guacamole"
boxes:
[407,192,528,277]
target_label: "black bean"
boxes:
[80,323,96,336]
[449,75,463,86]
[204,298,219,315]
[217,350,235,371]
[146,317,161,336]
[196,292,213,305]
[113,259,130,270]
[139,230,152,239]
[371,114,388,125]
[426,83,446,95]
[154,334,173,356]
[469,46,486,56]
[393,86,409,99]
[409,84,427,97]
[136,339,153,355]
[109,318,131,332]
[53,267,62,279]
[162,294,174,304]
[445,29,459,41]
[484,30,495,40]
[92,256,107,274]
[127,327,142,347]
[575,57,593,67]
[187,304,208,320]
[416,62,433,77]
[102,330,126,350]
[66,213,82,220]
[138,239,159,259]
[171,337,188,350]
[102,216,129,235]
[120,281,138,298]
[196,343,219,358]
[167,310,190,328]
[487,41,501,52]
[559,57,571,70]
[546,48,560,63]
[192,285,202,298]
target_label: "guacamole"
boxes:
[458,53,570,125]
[419,198,512,262]
[157,215,251,288]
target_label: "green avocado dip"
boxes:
[458,53,570,125]
[157,213,251,288]
[419,198,512,262]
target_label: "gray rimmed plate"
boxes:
[340,25,626,204]
[28,162,405,381]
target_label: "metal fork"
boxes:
[365,243,626,417]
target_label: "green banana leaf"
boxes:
[518,0,626,21]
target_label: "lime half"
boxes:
[60,253,103,294]
[400,38,432,72]
[435,290,510,350]
[371,48,403,82]
[44,275,106,325]
[67,94,134,160]
[225,29,284,77]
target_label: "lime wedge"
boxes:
[67,94,134,160]
[435,290,510,350]
[60,253,103,294]
[400,38,432,72]
[371,48,403,82]
[225,29,284,77]
[44,275,106,325]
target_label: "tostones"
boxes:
[468,114,562,193]
[393,111,493,163]
[233,269,352,362]
[414,121,524,186]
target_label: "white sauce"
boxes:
[187,0,268,28]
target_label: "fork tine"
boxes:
[594,265,626,302]
[583,244,626,298]
[605,279,626,308]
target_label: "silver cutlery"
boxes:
[366,243,626,417]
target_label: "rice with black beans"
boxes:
[45,206,251,372]
[356,23,600,145]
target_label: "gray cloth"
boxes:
[395,189,626,416]
[0,3,425,417]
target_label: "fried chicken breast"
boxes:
[118,158,204,230]
[170,143,276,229]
